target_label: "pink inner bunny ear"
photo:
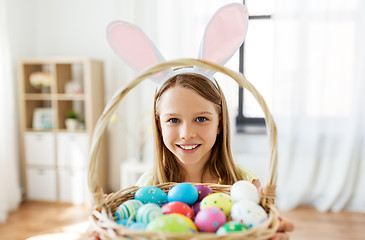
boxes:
[199,3,249,65]
[107,21,165,72]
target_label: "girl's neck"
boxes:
[181,164,218,184]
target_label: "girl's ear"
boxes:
[106,21,171,83]
[155,115,162,132]
[157,119,162,132]
[198,3,249,73]
[217,117,222,135]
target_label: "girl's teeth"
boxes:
[180,145,198,150]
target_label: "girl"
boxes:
[136,72,261,188]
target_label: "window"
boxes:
[235,0,274,133]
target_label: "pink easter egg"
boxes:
[194,207,226,232]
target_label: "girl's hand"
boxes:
[271,216,295,240]
[257,186,294,240]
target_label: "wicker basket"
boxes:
[88,59,280,239]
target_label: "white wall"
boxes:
[7,0,136,192]
[7,0,268,192]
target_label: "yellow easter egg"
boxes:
[200,192,233,217]
[181,215,198,232]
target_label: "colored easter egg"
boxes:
[129,222,148,230]
[116,218,135,226]
[161,201,194,220]
[181,216,198,233]
[194,207,226,232]
[146,213,194,233]
[167,182,198,205]
[200,192,233,217]
[192,201,201,217]
[230,180,260,203]
[114,199,143,220]
[136,203,163,224]
[195,185,213,201]
[135,186,168,206]
[216,221,249,235]
[230,200,268,228]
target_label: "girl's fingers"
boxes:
[277,217,295,232]
[271,232,290,240]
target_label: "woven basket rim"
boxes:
[90,183,280,240]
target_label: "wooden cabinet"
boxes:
[57,132,88,168]
[24,132,56,166]
[18,58,107,204]
[58,168,88,204]
[26,168,57,201]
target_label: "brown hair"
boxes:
[152,73,242,185]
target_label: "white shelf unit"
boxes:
[18,57,107,204]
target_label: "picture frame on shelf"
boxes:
[33,108,54,130]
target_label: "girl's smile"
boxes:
[178,144,200,151]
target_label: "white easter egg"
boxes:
[230,180,260,203]
[230,200,267,228]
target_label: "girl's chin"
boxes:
[177,159,198,165]
[175,157,203,166]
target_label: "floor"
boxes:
[0,201,91,240]
[0,201,365,239]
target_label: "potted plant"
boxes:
[78,118,85,130]
[65,110,79,131]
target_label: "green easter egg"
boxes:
[146,213,194,234]
[216,221,249,235]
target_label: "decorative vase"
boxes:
[41,85,51,93]
[65,118,78,131]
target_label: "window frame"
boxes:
[235,2,272,134]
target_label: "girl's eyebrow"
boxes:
[162,113,181,117]
[194,112,214,116]
[162,112,213,117]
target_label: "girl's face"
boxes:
[158,86,220,167]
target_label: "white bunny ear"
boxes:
[198,3,249,70]
[106,21,170,82]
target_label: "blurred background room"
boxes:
[0,0,364,239]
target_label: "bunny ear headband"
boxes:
[106,3,249,89]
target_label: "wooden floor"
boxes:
[0,201,365,239]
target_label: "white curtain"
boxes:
[273,0,365,212]
[0,0,21,223]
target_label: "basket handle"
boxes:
[88,59,278,208]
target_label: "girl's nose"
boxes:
[180,122,196,139]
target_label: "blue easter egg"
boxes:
[116,218,135,227]
[135,186,168,206]
[167,182,198,205]
[129,222,148,230]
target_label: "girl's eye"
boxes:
[196,117,207,122]
[168,118,180,123]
